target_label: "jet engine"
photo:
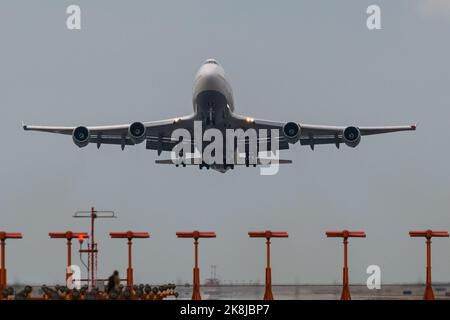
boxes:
[342,126,361,148]
[128,122,146,144]
[72,126,90,148]
[282,122,301,143]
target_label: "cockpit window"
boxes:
[205,59,218,65]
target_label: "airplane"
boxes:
[23,58,416,173]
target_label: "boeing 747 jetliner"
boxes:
[23,59,416,172]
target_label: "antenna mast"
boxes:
[73,207,116,289]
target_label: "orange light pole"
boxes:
[326,230,366,300]
[0,232,22,291]
[109,231,150,287]
[49,231,89,282]
[248,230,288,300]
[409,229,449,300]
[176,231,216,300]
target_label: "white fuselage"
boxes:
[192,59,234,114]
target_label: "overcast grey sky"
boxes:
[1,0,450,286]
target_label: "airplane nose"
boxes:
[204,74,217,84]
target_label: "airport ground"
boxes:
[7,284,450,300]
[177,284,450,300]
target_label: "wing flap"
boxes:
[300,136,343,146]
[89,136,135,146]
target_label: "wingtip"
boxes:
[21,121,27,130]
[411,121,419,130]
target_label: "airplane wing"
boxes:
[297,123,417,149]
[228,115,291,150]
[23,113,416,153]
[23,115,196,153]
[230,114,417,150]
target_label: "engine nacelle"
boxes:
[282,122,301,143]
[343,126,361,148]
[72,126,90,148]
[128,122,146,144]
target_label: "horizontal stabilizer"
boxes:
[155,159,292,165]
